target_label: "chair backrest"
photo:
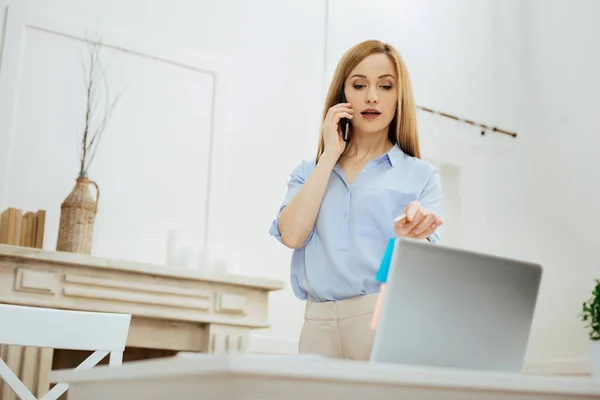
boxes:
[0,304,131,400]
[0,304,130,351]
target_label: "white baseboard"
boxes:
[248,334,591,376]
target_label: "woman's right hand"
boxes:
[321,103,353,159]
[394,201,443,240]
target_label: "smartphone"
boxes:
[338,90,350,142]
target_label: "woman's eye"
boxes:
[381,85,393,90]
[353,84,366,89]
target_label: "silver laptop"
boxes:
[370,238,542,372]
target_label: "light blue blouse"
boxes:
[269,144,442,302]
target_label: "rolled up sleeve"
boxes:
[269,161,316,247]
[419,169,443,244]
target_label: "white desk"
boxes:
[49,354,600,399]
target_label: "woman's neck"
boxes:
[343,129,393,161]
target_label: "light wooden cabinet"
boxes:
[0,244,283,399]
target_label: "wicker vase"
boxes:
[56,175,100,254]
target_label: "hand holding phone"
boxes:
[339,91,351,142]
[320,91,353,159]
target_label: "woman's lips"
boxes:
[361,111,381,120]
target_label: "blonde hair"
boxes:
[316,40,420,162]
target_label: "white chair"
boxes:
[0,304,131,400]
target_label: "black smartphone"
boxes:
[338,90,350,142]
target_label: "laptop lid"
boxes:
[370,238,542,372]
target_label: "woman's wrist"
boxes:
[318,151,340,169]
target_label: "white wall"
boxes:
[0,0,325,352]
[1,0,599,372]
[523,0,600,373]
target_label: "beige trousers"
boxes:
[298,293,378,361]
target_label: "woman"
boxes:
[269,40,444,360]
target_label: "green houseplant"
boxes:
[581,279,600,378]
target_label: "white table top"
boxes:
[49,354,600,397]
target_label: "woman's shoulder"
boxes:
[395,146,438,177]
[288,158,317,180]
[405,153,436,170]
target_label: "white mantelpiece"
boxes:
[0,244,283,399]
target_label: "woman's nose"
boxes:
[366,87,378,104]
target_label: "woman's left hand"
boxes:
[394,201,443,240]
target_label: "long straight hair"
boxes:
[316,40,420,162]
